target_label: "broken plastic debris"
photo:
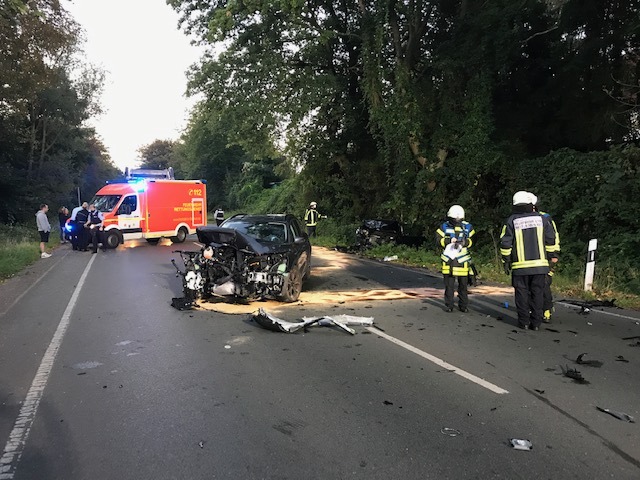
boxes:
[616,355,629,363]
[576,353,603,367]
[596,406,635,423]
[253,309,374,335]
[510,439,533,451]
[252,309,320,333]
[561,365,589,384]
[441,428,461,437]
[383,255,399,262]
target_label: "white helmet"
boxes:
[447,205,465,220]
[309,201,317,208]
[528,192,538,206]
[513,191,533,205]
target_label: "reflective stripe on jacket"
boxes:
[305,209,320,226]
[500,212,555,275]
[436,220,475,276]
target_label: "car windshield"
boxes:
[223,220,287,243]
[91,195,121,213]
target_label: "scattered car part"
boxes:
[252,309,374,335]
[510,439,533,451]
[595,407,635,423]
[576,353,604,367]
[561,365,589,384]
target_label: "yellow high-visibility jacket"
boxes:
[436,220,475,276]
[500,211,555,275]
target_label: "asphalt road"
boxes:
[1,238,640,479]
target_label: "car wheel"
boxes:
[146,238,160,245]
[171,226,188,243]
[280,266,303,302]
[104,230,121,249]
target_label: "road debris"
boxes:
[198,441,205,448]
[576,353,603,368]
[252,308,374,335]
[441,428,461,437]
[616,355,629,363]
[561,299,619,309]
[561,365,589,384]
[545,328,560,333]
[534,389,545,395]
[595,407,635,423]
[510,439,533,451]
[383,400,394,406]
[383,255,399,262]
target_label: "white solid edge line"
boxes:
[0,255,96,479]
[557,301,640,322]
[366,326,509,395]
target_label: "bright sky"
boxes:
[64,0,203,171]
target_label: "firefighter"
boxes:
[304,201,326,237]
[530,193,560,323]
[86,203,105,253]
[214,206,225,226]
[500,191,556,330]
[436,205,475,313]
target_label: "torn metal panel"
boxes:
[252,308,319,333]
[252,310,374,335]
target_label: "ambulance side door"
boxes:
[117,195,143,237]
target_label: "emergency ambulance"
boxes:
[89,173,207,248]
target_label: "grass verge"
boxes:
[0,224,45,281]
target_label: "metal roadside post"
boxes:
[584,238,598,291]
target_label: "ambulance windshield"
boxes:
[92,195,121,213]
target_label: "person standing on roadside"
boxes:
[87,203,105,253]
[36,204,51,259]
[214,206,225,226]
[530,193,560,323]
[304,201,326,238]
[74,202,90,251]
[500,191,556,331]
[69,202,88,250]
[436,205,475,313]
[58,206,70,243]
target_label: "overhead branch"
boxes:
[521,25,558,44]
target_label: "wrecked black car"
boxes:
[172,214,311,308]
[355,219,404,248]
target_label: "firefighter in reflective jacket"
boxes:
[530,193,560,323]
[500,191,556,330]
[304,201,326,237]
[436,205,475,313]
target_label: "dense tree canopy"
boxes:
[169,0,640,289]
[0,0,118,223]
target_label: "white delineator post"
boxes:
[584,238,598,291]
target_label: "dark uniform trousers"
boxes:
[444,274,468,310]
[89,227,103,253]
[513,274,546,328]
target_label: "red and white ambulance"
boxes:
[89,174,207,248]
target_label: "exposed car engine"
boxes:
[171,225,305,309]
